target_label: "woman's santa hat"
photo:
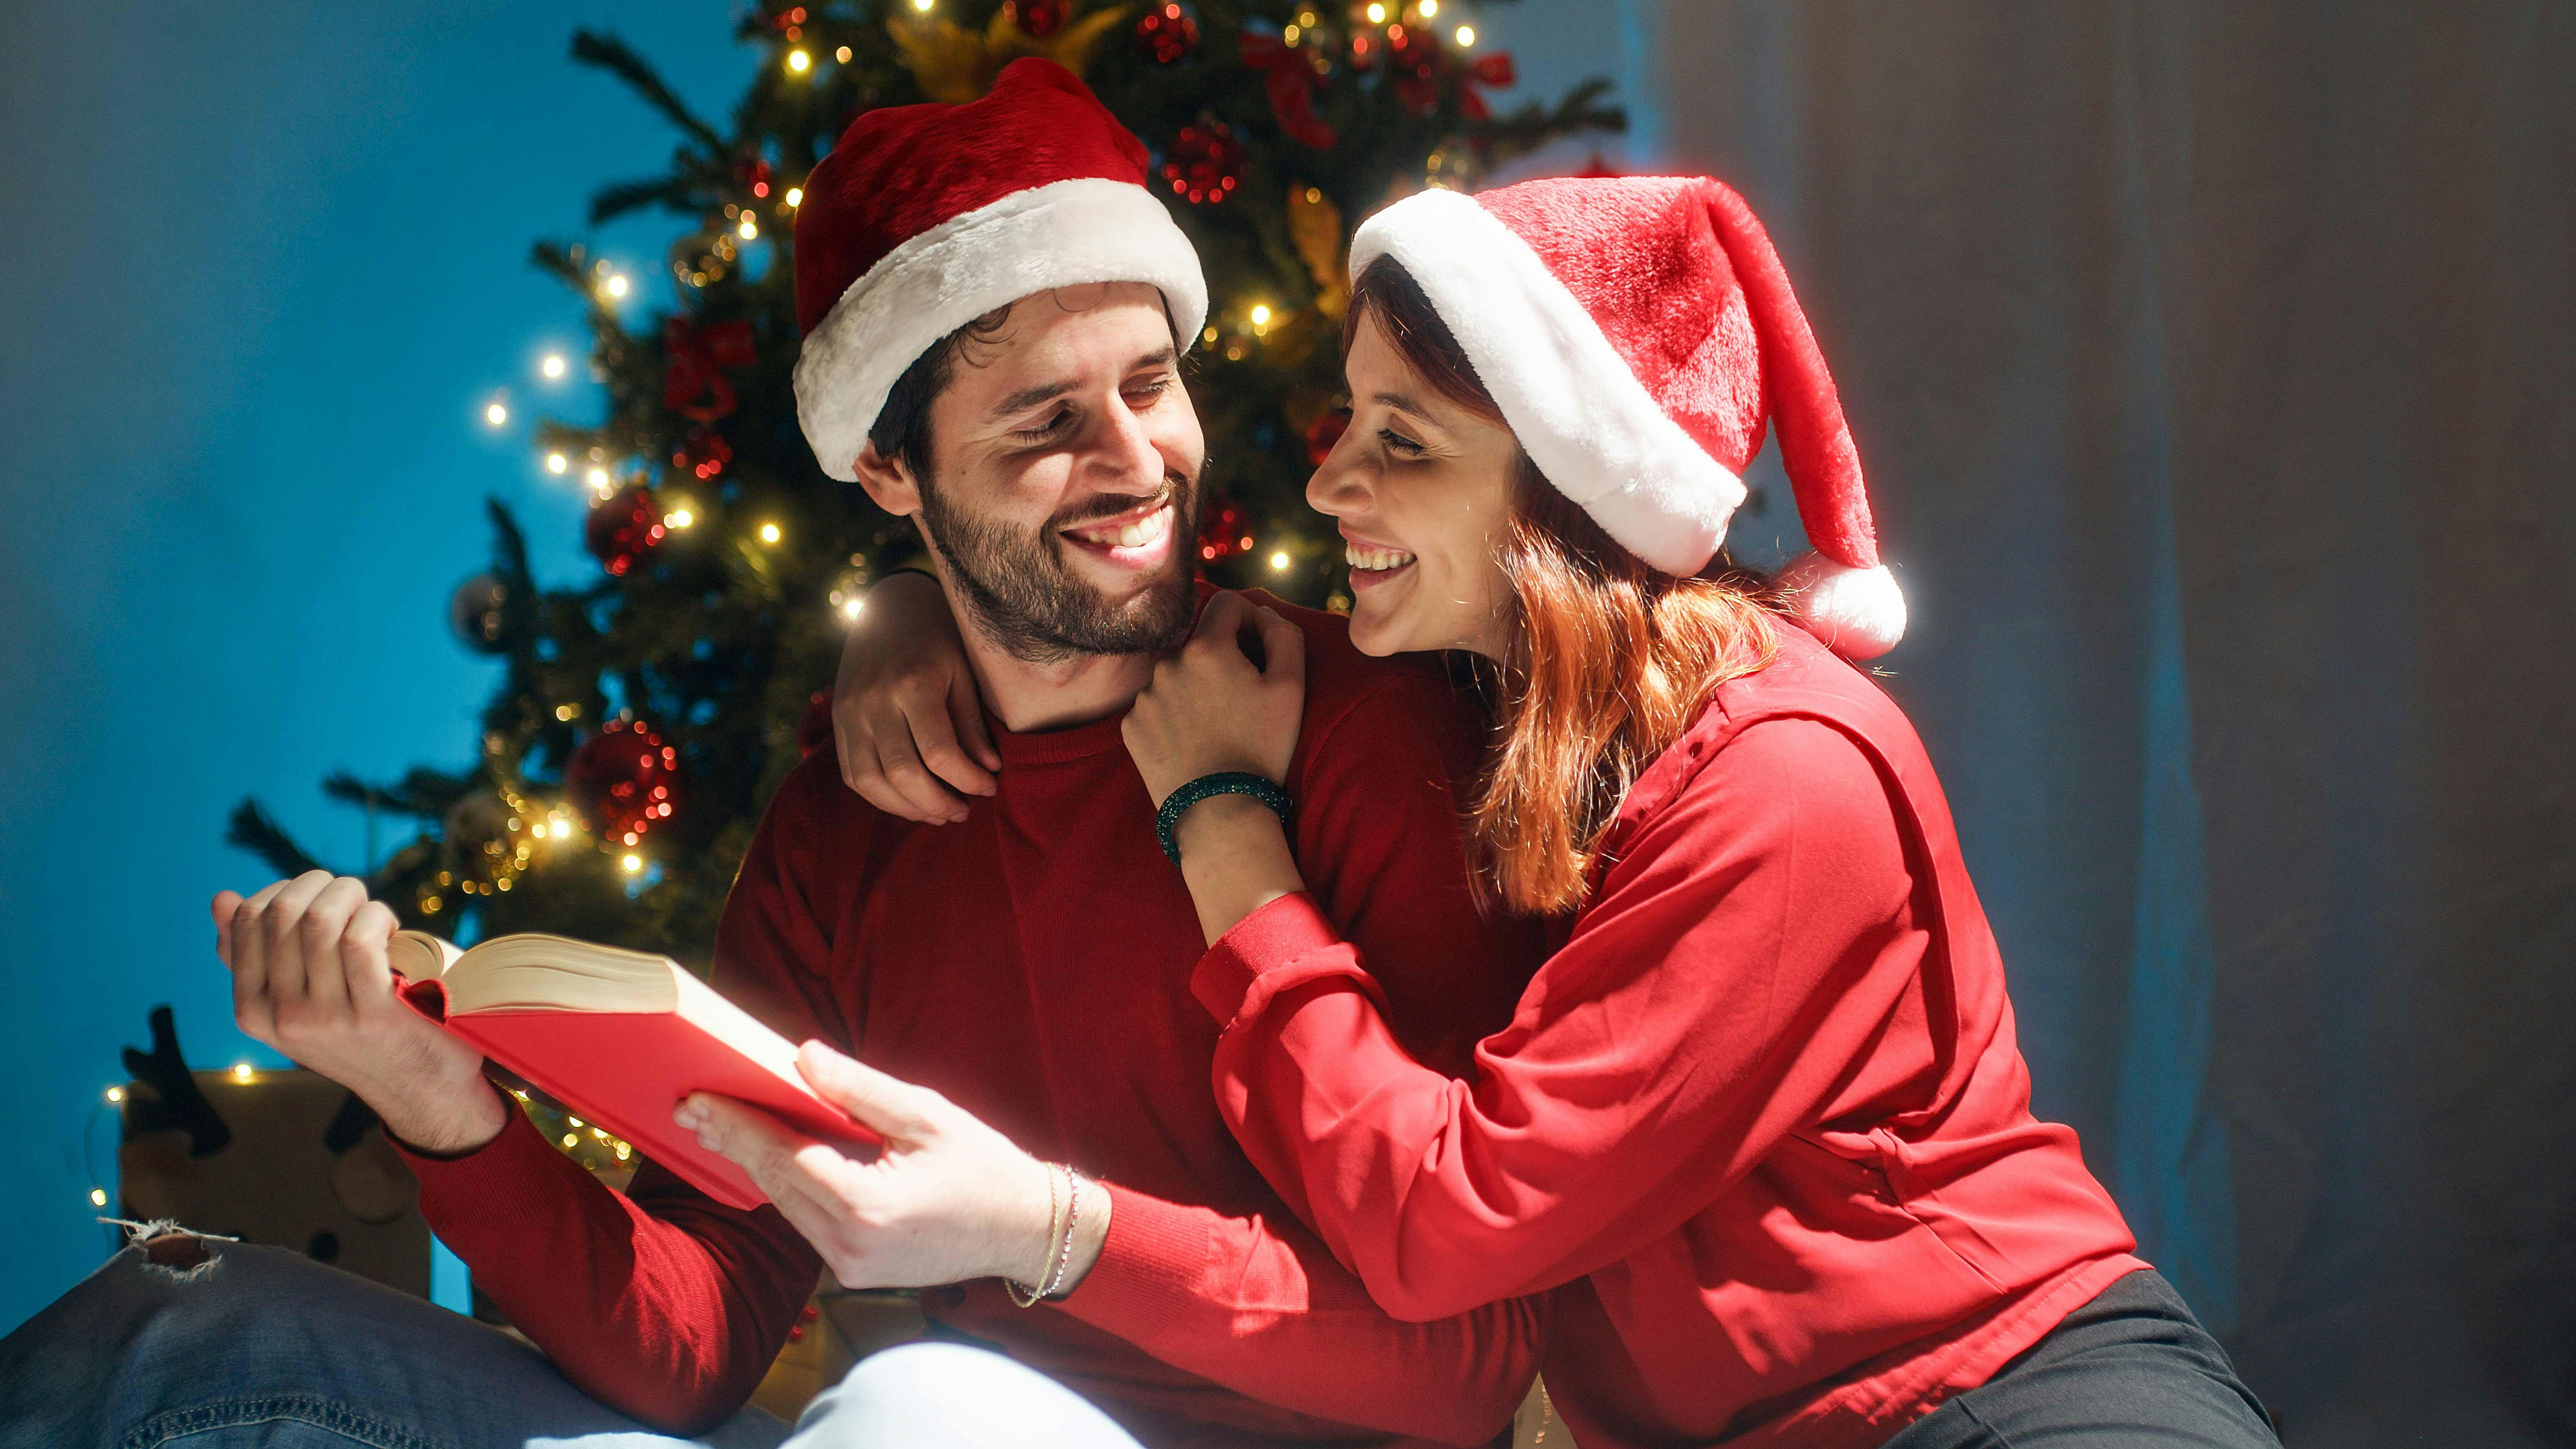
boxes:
[1353,177,1906,660]
[791,59,1208,480]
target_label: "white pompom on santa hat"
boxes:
[791,59,1208,480]
[1351,176,1906,660]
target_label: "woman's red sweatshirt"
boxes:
[1194,624,2147,1449]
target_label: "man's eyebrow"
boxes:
[984,348,1181,421]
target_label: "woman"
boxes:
[838,177,2275,1449]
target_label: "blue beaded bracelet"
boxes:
[1155,771,1293,866]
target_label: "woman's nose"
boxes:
[1306,447,1366,517]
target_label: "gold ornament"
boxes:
[889,4,1131,104]
[1287,184,1349,319]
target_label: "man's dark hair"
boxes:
[865,305,1016,483]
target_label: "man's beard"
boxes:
[917,470,1200,665]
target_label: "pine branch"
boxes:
[486,497,532,585]
[570,31,726,155]
[589,174,700,226]
[319,767,471,818]
[224,799,328,879]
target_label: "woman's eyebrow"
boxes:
[1371,391,1433,417]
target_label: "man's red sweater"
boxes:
[1195,625,2149,1449]
[391,595,1550,1449]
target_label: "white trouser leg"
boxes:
[785,1342,1147,1449]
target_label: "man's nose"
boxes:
[1094,392,1168,486]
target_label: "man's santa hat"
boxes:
[1352,177,1906,660]
[791,59,1207,481]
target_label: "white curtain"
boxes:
[1659,3,2574,1442]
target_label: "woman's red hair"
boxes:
[1347,256,1781,914]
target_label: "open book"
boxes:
[389,931,878,1211]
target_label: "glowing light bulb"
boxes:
[568,1117,583,1128]
[554,820,573,838]
[841,597,864,620]
[621,853,643,873]
[1420,0,1437,14]
[604,273,629,298]
[737,216,758,240]
[666,508,695,529]
[786,48,810,73]
[1366,3,1386,22]
[784,186,803,207]
[563,1132,580,1148]
[1283,22,1301,42]
[484,402,508,426]
[1455,23,1475,44]
[545,452,567,474]
[910,0,933,10]
[232,1063,254,1082]
[1270,551,1292,571]
[105,1086,124,1103]
[759,522,781,543]
[540,353,567,379]
[586,466,610,490]
[834,46,851,62]
[89,1188,108,1207]
[1249,304,1272,326]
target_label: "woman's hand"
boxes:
[1123,592,1307,806]
[675,1040,1108,1293]
[832,570,999,824]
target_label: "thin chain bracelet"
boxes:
[1003,1161,1064,1308]
[1039,1166,1085,1299]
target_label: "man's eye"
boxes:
[1014,409,1071,442]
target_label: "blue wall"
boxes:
[0,0,1654,1332]
[0,0,754,1328]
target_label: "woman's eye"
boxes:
[1377,427,1425,456]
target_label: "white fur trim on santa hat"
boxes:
[1774,549,1906,661]
[795,177,1209,481]
[1351,187,1745,576]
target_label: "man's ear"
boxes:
[850,441,922,517]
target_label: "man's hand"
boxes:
[675,1039,1109,1293]
[833,569,999,824]
[213,872,509,1155]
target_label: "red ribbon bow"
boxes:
[663,318,757,422]
[1239,32,1338,151]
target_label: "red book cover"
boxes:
[398,976,880,1212]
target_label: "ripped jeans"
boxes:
[0,1227,1145,1449]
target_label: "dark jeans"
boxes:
[1884,1269,2280,1448]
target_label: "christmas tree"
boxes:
[228,1,1620,1171]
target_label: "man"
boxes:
[0,60,1543,1449]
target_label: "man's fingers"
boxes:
[946,667,1003,776]
[345,901,400,1000]
[227,880,291,1018]
[261,871,336,1002]
[793,1040,940,1140]
[212,891,243,965]
[1254,607,1307,693]
[904,688,997,800]
[299,877,369,1011]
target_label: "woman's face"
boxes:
[1307,309,1521,660]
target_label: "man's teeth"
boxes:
[1344,542,1416,571]
[1072,506,1171,548]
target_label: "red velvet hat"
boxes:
[791,59,1208,481]
[1351,177,1905,660]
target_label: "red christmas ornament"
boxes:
[1304,410,1349,467]
[1134,3,1198,63]
[1160,122,1243,205]
[1386,24,1440,115]
[586,484,667,578]
[737,156,774,197]
[671,427,733,482]
[565,718,681,847]
[1196,497,1252,563]
[1004,0,1069,37]
[663,317,758,422]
